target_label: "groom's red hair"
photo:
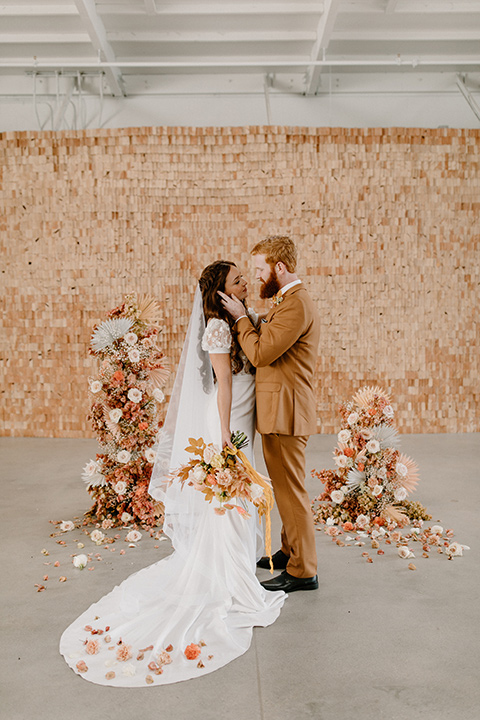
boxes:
[251,235,297,273]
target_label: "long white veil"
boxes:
[149,285,215,556]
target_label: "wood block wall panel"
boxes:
[0,126,478,437]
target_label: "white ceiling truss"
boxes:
[1,0,479,127]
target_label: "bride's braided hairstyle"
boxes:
[198,260,254,376]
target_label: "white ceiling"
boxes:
[0,0,479,120]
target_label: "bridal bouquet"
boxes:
[177,432,269,517]
[178,431,274,567]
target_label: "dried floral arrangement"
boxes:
[311,386,430,529]
[311,386,470,565]
[82,294,170,528]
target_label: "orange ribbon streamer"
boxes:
[227,447,275,573]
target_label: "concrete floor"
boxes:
[1,433,479,720]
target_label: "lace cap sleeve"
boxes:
[201,318,232,354]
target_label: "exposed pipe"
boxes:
[263,74,273,124]
[4,59,480,70]
[32,72,54,130]
[456,73,480,123]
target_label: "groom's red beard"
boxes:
[259,268,281,299]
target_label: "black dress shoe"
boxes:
[256,549,289,570]
[261,570,319,593]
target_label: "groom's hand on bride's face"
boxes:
[218,291,245,320]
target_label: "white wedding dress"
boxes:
[60,307,285,687]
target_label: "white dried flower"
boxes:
[128,348,141,363]
[124,332,138,346]
[117,450,131,464]
[330,490,345,504]
[109,409,122,423]
[152,388,165,403]
[72,554,88,569]
[114,481,127,495]
[60,520,75,532]
[90,529,105,545]
[366,439,380,454]
[355,514,369,529]
[127,388,142,403]
[145,448,156,463]
[337,429,351,444]
[125,530,142,543]
[334,454,348,468]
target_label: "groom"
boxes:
[220,236,320,592]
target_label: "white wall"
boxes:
[0,72,479,131]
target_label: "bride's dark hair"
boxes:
[198,260,253,376]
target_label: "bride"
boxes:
[60,260,285,686]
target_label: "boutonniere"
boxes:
[271,292,284,307]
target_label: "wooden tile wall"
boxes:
[1,126,478,437]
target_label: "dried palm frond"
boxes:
[91,318,133,352]
[382,504,409,527]
[346,468,366,491]
[152,501,164,518]
[101,402,122,441]
[372,423,400,450]
[396,453,420,494]
[136,295,163,325]
[352,385,391,408]
[147,364,170,389]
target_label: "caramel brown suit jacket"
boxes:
[236,284,319,435]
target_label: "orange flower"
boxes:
[342,522,354,532]
[111,371,125,386]
[76,661,88,673]
[184,643,201,660]
[357,463,365,472]
[343,448,354,458]
[139,422,148,431]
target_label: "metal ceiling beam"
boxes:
[0,4,77,15]
[108,31,317,42]
[108,2,325,15]
[304,0,342,96]
[73,0,125,97]
[333,30,480,41]
[342,1,480,12]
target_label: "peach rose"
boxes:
[116,643,133,662]
[85,639,100,655]
[76,661,88,673]
[184,643,201,660]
